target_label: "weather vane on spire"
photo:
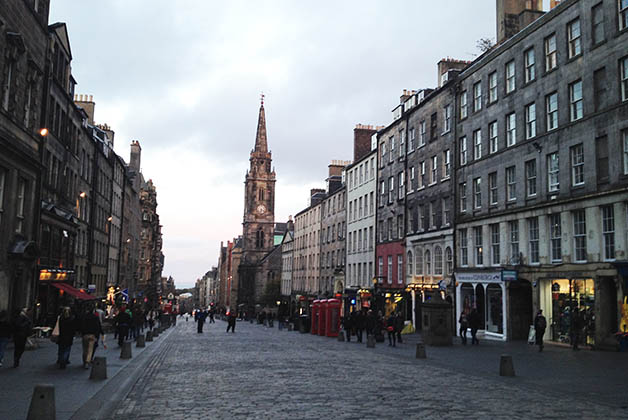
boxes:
[260,92,265,106]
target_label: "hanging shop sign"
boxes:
[502,271,518,282]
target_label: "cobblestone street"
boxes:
[111,319,628,419]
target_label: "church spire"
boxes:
[254,93,268,153]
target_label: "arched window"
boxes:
[407,250,414,278]
[434,246,443,275]
[415,247,423,275]
[259,188,265,201]
[424,249,431,275]
[445,247,453,274]
[256,229,265,248]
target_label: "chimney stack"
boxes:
[496,0,544,44]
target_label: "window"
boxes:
[621,0,628,30]
[594,67,607,111]
[546,92,558,130]
[442,198,450,225]
[443,150,451,178]
[15,178,26,233]
[400,131,406,157]
[388,177,394,203]
[621,57,628,102]
[570,144,584,186]
[434,246,443,275]
[489,121,498,153]
[568,19,582,58]
[397,255,403,284]
[415,247,423,275]
[460,136,467,165]
[525,159,537,197]
[509,221,519,262]
[506,60,515,93]
[429,202,435,228]
[388,217,393,240]
[409,127,415,151]
[548,152,560,193]
[2,60,14,112]
[525,48,535,83]
[474,226,483,266]
[592,3,605,45]
[460,182,467,212]
[473,177,482,209]
[489,172,498,205]
[419,205,425,231]
[528,217,539,264]
[490,224,500,266]
[397,214,404,238]
[506,113,516,147]
[573,210,587,262]
[545,34,557,71]
[389,137,395,163]
[473,82,482,111]
[380,180,385,206]
[444,105,452,132]
[445,247,453,274]
[506,166,516,201]
[431,156,438,184]
[550,213,562,263]
[430,113,438,141]
[460,229,468,266]
[597,135,609,183]
[398,172,404,200]
[569,80,583,121]
[525,103,536,139]
[473,129,482,160]
[602,205,615,260]
[489,72,497,103]
[623,130,628,174]
[419,121,426,146]
[424,250,431,275]
[387,256,393,283]
[409,167,415,193]
[420,161,426,188]
[460,91,468,119]
[0,169,5,226]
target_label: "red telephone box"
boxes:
[318,300,328,336]
[326,298,341,337]
[311,300,320,335]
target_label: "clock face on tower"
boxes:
[256,204,266,215]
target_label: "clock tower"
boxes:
[242,96,276,264]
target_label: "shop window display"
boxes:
[550,279,595,346]
[486,284,503,334]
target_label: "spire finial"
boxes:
[260,91,265,106]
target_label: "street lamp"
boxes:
[39,128,49,137]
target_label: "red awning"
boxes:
[50,282,96,301]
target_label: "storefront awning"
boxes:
[50,282,96,301]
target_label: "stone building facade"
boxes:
[320,163,347,297]
[454,0,628,347]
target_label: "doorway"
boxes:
[509,280,532,340]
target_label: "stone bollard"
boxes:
[152,329,159,338]
[415,343,427,359]
[120,341,132,359]
[136,334,146,348]
[288,323,293,331]
[89,357,107,380]
[27,384,55,420]
[499,354,516,377]
[367,334,376,348]
[146,330,153,342]
[338,331,345,342]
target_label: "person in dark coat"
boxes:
[533,309,547,352]
[394,312,404,344]
[468,308,481,345]
[197,309,207,333]
[459,311,469,345]
[0,310,12,367]
[57,307,77,369]
[365,310,376,336]
[386,314,396,347]
[115,305,132,346]
[571,309,585,350]
[355,310,366,343]
[12,308,32,368]
[226,311,236,333]
[343,313,353,342]
[80,306,105,368]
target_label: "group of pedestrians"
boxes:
[0,308,33,368]
[458,308,482,346]
[341,309,406,346]
[193,307,235,333]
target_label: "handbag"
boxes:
[50,316,60,343]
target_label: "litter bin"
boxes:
[299,315,310,333]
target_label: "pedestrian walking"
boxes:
[11,308,32,368]
[197,310,207,333]
[394,312,404,344]
[79,306,105,369]
[343,314,353,342]
[571,309,584,351]
[209,308,215,323]
[468,308,481,345]
[0,310,12,367]
[534,309,547,352]
[227,311,237,333]
[459,311,469,345]
[355,310,365,343]
[115,305,132,346]
[386,314,396,347]
[57,307,76,369]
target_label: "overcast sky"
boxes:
[48,0,529,289]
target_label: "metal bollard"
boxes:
[499,354,516,377]
[415,343,427,359]
[27,384,55,420]
[89,357,107,380]
[120,341,132,359]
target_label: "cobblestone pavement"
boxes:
[112,319,628,420]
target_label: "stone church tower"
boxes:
[238,98,278,310]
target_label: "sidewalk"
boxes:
[0,324,176,420]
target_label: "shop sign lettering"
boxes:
[454,272,502,283]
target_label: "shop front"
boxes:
[455,271,507,341]
[406,281,442,331]
[37,268,96,326]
